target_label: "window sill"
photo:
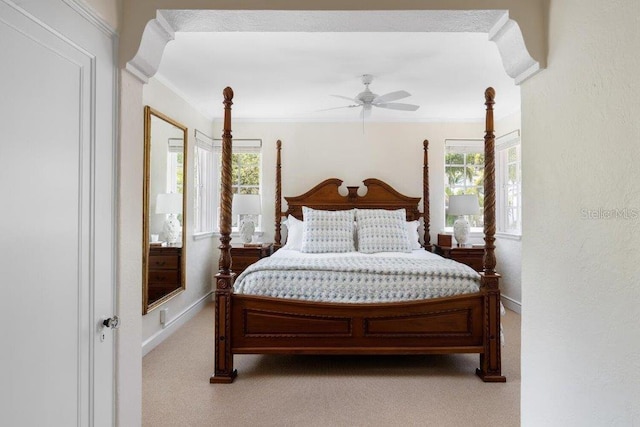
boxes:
[442,228,484,237]
[192,231,216,241]
[495,232,522,241]
[211,230,265,238]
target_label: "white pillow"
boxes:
[282,215,304,250]
[356,208,412,253]
[301,207,356,253]
[406,220,422,250]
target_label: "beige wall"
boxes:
[214,120,484,245]
[142,78,217,350]
[521,0,640,425]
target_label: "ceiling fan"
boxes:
[326,74,420,119]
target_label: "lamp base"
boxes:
[453,216,470,247]
[240,220,255,244]
[163,213,181,245]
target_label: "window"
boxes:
[444,139,484,231]
[167,138,184,194]
[496,131,522,235]
[214,139,262,231]
[194,130,215,235]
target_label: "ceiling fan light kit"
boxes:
[328,74,420,118]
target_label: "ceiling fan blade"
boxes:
[317,105,360,112]
[331,94,363,104]
[372,90,411,104]
[374,102,420,111]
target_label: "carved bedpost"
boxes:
[476,87,505,382]
[422,139,431,249]
[274,140,282,247]
[483,88,497,275]
[211,87,237,384]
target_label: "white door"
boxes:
[0,1,116,425]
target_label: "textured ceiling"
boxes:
[155,31,520,122]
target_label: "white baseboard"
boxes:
[501,294,521,314]
[142,291,213,356]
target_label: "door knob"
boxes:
[102,316,120,329]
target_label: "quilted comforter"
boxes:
[233,250,481,303]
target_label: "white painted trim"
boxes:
[129,10,540,87]
[62,0,116,36]
[192,231,215,240]
[142,292,213,356]
[488,17,540,84]
[496,232,522,241]
[501,294,521,314]
[126,15,174,84]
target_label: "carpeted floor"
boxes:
[143,302,520,426]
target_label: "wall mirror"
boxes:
[143,106,187,314]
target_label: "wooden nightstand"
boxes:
[433,244,485,272]
[148,245,182,304]
[231,243,273,275]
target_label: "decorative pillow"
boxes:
[301,207,356,253]
[406,220,422,250]
[282,215,303,250]
[356,208,412,253]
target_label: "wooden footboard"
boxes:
[231,294,485,354]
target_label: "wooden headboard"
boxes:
[274,140,431,248]
[283,178,421,221]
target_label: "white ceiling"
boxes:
[155,31,520,123]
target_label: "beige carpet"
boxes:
[143,302,520,427]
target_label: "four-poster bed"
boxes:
[211,87,505,384]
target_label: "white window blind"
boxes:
[496,131,522,235]
[194,130,215,234]
[166,138,184,194]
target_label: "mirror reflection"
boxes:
[143,106,187,314]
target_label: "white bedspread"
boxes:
[233,249,481,303]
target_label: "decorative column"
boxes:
[211,87,237,383]
[423,139,431,249]
[274,140,282,247]
[476,87,506,382]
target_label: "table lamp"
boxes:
[232,194,262,244]
[448,194,480,247]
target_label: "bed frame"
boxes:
[211,87,505,383]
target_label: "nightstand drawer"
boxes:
[149,255,179,270]
[433,244,485,272]
[230,243,274,275]
[233,255,259,271]
[148,270,180,285]
[450,254,484,272]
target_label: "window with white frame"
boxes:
[496,131,522,235]
[167,138,184,194]
[444,139,485,231]
[214,139,262,231]
[193,130,215,234]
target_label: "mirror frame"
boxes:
[143,106,188,314]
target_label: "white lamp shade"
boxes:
[232,194,262,215]
[448,194,480,216]
[156,192,183,215]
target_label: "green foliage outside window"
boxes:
[445,151,484,228]
[231,153,260,195]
